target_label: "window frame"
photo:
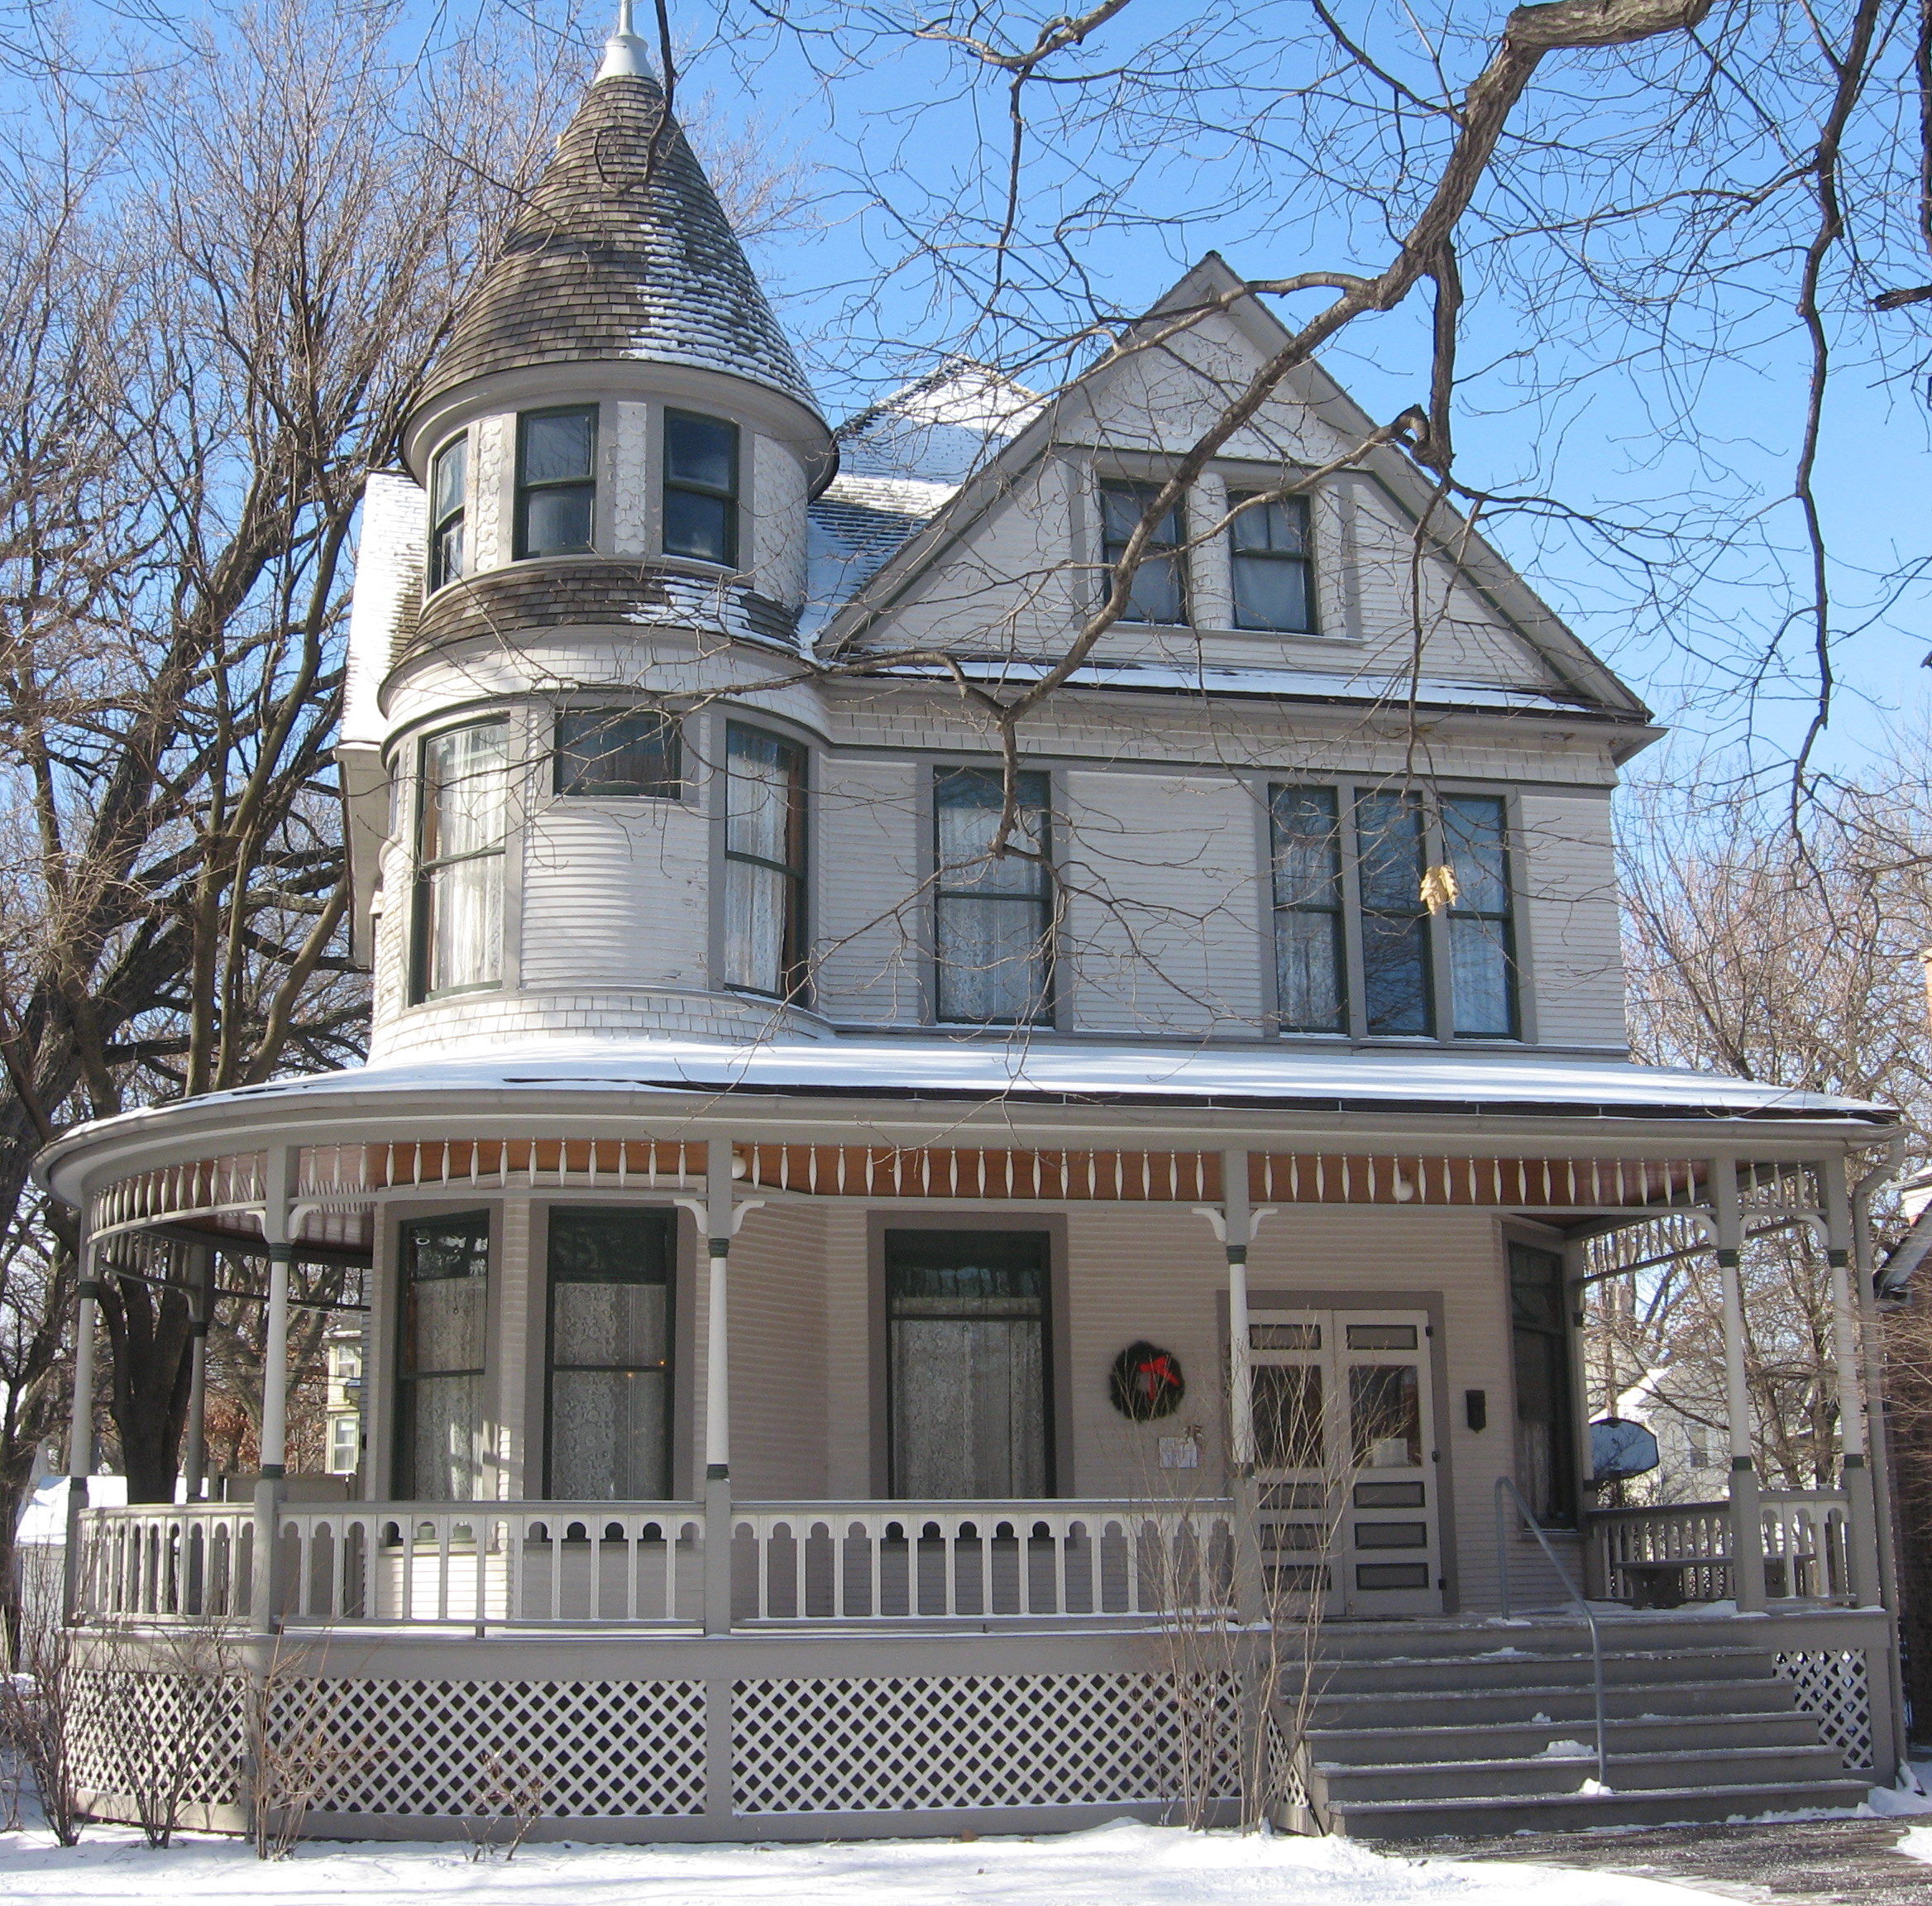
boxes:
[1265,779,1525,1045]
[1097,476,1188,626]
[409,716,510,1005]
[720,720,809,1002]
[662,409,740,567]
[428,433,467,594]
[542,1205,677,1502]
[931,764,1056,1027]
[514,405,598,560]
[1227,489,1315,634]
[553,706,683,800]
[392,1209,491,1502]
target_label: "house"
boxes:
[31,9,1904,1842]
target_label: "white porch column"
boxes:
[1823,1157,1881,1604]
[182,1242,213,1502]
[62,1222,100,1620]
[1222,1151,1257,1472]
[254,1147,294,1635]
[702,1141,735,1635]
[1711,1157,1767,1611]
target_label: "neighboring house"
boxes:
[30,12,1903,1843]
[324,1324,364,1478]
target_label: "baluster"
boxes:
[436,1515,452,1621]
[794,1523,808,1619]
[868,1513,885,1619]
[549,1515,564,1620]
[978,1515,994,1616]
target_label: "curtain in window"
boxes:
[398,1214,489,1501]
[887,1233,1049,1498]
[935,769,1050,1022]
[1270,786,1344,1031]
[419,723,507,996]
[723,726,803,996]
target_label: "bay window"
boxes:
[935,767,1054,1024]
[395,1213,489,1501]
[556,707,681,797]
[723,723,806,998]
[413,720,509,1002]
[1269,783,1519,1041]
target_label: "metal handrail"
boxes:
[1494,1475,1609,1790]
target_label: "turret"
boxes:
[342,12,836,1062]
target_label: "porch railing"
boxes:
[1589,1488,1851,1604]
[76,1497,1235,1627]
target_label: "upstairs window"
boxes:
[723,723,807,998]
[413,720,509,1002]
[1229,491,1313,632]
[1098,480,1186,625]
[935,767,1054,1025]
[428,435,466,591]
[1269,783,1518,1042]
[662,411,739,565]
[555,707,681,798]
[515,406,596,558]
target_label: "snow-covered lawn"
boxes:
[0,1819,1759,1906]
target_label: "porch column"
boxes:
[1219,1150,1263,1622]
[253,1148,294,1635]
[1823,1157,1881,1604]
[1710,1158,1767,1611]
[61,1223,100,1621]
[182,1242,213,1501]
[702,1141,734,1636]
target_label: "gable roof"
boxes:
[417,67,820,419]
[815,255,1647,721]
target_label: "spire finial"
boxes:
[597,0,652,80]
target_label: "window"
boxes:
[1229,491,1313,632]
[1270,786,1344,1032]
[887,1230,1050,1497]
[1098,480,1186,625]
[1356,793,1432,1037]
[546,1208,674,1500]
[515,405,596,558]
[1509,1243,1577,1525]
[413,721,509,1001]
[723,723,806,998]
[328,1414,360,1474]
[429,434,466,591]
[662,411,739,565]
[934,768,1053,1024]
[1443,794,1516,1037]
[1269,783,1519,1041]
[555,708,681,797]
[395,1213,489,1501]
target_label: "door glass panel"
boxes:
[1346,1323,1417,1349]
[1350,1363,1421,1468]
[1251,1322,1319,1349]
[1509,1243,1578,1525]
[1252,1363,1324,1469]
[887,1231,1050,1498]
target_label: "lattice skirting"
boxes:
[1775,1649,1873,1772]
[69,1664,1236,1826]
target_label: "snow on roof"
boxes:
[17,1473,129,1544]
[76,1035,1890,1128]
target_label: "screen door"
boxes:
[1248,1307,1442,1614]
[887,1229,1050,1498]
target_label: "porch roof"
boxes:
[47,1035,1892,1143]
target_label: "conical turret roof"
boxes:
[418,69,820,418]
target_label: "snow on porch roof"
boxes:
[150,1037,1889,1127]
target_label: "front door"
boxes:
[886,1229,1051,1498]
[1248,1307,1442,1614]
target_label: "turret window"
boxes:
[413,720,509,1002]
[556,708,681,797]
[515,406,596,558]
[662,410,739,565]
[428,435,466,591]
[722,723,806,998]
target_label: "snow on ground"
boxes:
[0,1818,1758,1906]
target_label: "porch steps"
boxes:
[1291,1622,1871,1837]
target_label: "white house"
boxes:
[31,10,1904,1841]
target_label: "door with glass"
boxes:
[1248,1307,1442,1614]
[887,1229,1051,1498]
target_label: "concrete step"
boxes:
[1317,1742,1851,1805]
[1311,1647,1777,1696]
[1311,1677,1800,1727]
[1307,1710,1821,1765]
[1332,1775,1873,1840]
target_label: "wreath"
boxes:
[1109,1341,1186,1421]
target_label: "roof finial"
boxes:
[597,0,652,80]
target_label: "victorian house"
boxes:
[35,10,1905,1841]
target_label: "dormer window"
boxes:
[1098,480,1186,625]
[428,435,466,591]
[1230,491,1313,632]
[555,707,681,797]
[515,406,596,558]
[662,411,739,565]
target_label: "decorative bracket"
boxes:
[1190,1204,1278,1248]
[672,1195,767,1238]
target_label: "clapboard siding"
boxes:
[1518,791,1628,1050]
[812,757,925,1022]
[728,1203,831,1498]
